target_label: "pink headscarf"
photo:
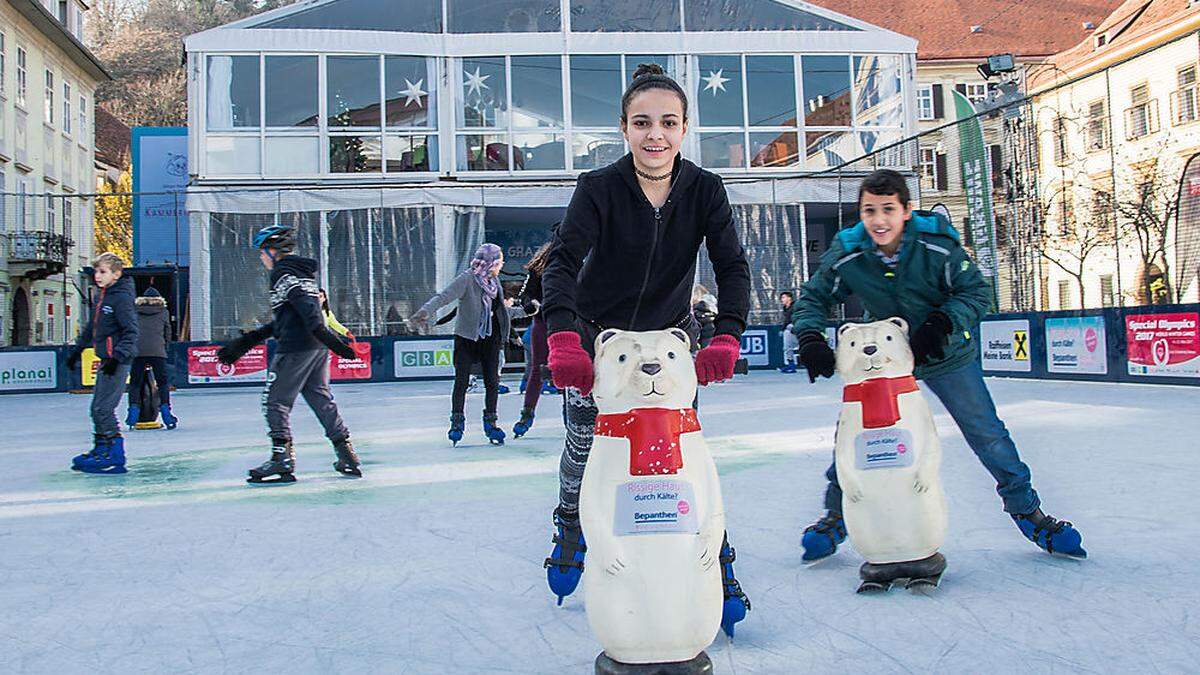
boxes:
[470,243,502,338]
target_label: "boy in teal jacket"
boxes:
[794,170,1085,561]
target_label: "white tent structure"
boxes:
[183,0,917,340]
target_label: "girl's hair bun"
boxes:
[631,63,666,80]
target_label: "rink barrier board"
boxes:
[1,303,1196,394]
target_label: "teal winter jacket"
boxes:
[791,210,992,379]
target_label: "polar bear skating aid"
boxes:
[579,328,724,671]
[834,319,948,592]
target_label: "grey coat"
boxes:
[419,270,517,344]
[135,296,171,358]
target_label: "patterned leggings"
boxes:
[556,387,599,522]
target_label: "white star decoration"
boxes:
[464,67,491,98]
[399,78,426,108]
[702,69,730,96]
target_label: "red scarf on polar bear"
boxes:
[595,408,701,476]
[842,375,919,429]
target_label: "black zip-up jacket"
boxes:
[75,275,139,363]
[267,256,336,353]
[517,268,543,315]
[542,154,751,338]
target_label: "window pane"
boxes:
[569,0,679,32]
[265,56,318,127]
[854,55,903,127]
[457,134,511,170]
[805,130,854,168]
[207,55,259,129]
[859,130,905,166]
[513,133,565,169]
[385,56,435,128]
[329,135,383,173]
[206,136,260,174]
[700,131,745,168]
[448,0,561,33]
[252,0,441,32]
[385,134,437,172]
[686,0,858,31]
[327,56,380,127]
[750,131,799,167]
[571,55,622,127]
[264,136,319,175]
[801,55,851,127]
[746,55,796,127]
[512,56,563,128]
[460,57,507,128]
[697,55,743,127]
[572,132,624,169]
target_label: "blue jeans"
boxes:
[823,359,1039,515]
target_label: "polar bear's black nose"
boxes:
[863,345,878,356]
[641,363,662,375]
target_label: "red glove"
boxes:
[695,334,741,386]
[546,331,595,395]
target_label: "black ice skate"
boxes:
[247,441,296,485]
[857,552,946,594]
[332,439,362,478]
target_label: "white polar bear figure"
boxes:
[834,319,947,571]
[579,328,724,666]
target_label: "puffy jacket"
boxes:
[542,154,750,338]
[135,295,171,358]
[792,211,992,379]
[268,256,331,353]
[75,275,139,363]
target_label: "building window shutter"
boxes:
[990,144,1003,189]
[955,83,967,97]
[935,152,948,191]
[932,83,945,119]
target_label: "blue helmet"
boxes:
[252,225,295,253]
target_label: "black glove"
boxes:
[314,326,357,360]
[65,345,82,370]
[910,311,953,365]
[99,358,119,376]
[216,325,271,366]
[798,331,836,383]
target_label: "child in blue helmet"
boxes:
[217,225,361,483]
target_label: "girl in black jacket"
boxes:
[540,64,752,637]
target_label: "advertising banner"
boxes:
[0,351,56,390]
[1126,312,1200,378]
[132,127,189,266]
[1045,316,1108,374]
[980,319,1032,372]
[739,329,769,367]
[394,339,455,378]
[330,342,372,381]
[188,345,268,384]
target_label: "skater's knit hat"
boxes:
[143,287,161,298]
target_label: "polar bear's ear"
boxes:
[595,329,621,356]
[837,322,857,338]
[666,328,691,347]
[887,317,909,333]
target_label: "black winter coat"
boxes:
[135,296,171,358]
[76,275,139,363]
[542,154,750,338]
[268,256,328,353]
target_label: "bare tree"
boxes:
[1032,180,1117,308]
[1112,144,1180,305]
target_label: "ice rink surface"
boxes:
[1,372,1198,674]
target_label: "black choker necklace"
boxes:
[635,167,672,182]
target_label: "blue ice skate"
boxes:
[545,507,586,605]
[497,383,510,395]
[801,511,846,563]
[73,437,127,474]
[512,408,534,438]
[125,405,141,429]
[482,413,505,445]
[448,413,465,446]
[71,435,105,468]
[160,405,178,430]
[719,535,751,638]
[540,381,558,395]
[1012,508,1086,558]
[778,363,798,374]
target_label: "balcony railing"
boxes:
[9,230,73,263]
